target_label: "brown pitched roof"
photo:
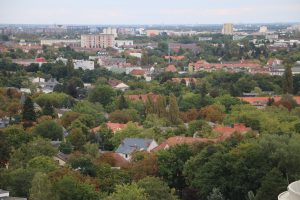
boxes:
[153,123,252,152]
[90,121,128,134]
[165,64,177,72]
[130,69,145,76]
[152,136,215,151]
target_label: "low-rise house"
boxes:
[152,136,215,151]
[130,69,146,78]
[188,59,261,73]
[108,80,129,91]
[115,138,158,161]
[239,96,300,108]
[165,64,177,73]
[212,123,251,140]
[0,118,10,128]
[53,152,69,166]
[57,57,94,70]
[31,77,45,84]
[40,78,58,93]
[153,124,252,152]
[90,121,128,134]
[73,60,94,70]
[164,56,185,61]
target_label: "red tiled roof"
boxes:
[35,57,46,62]
[190,60,261,70]
[165,64,177,72]
[152,123,251,152]
[212,123,251,141]
[90,121,128,134]
[130,69,145,76]
[164,56,185,61]
[239,96,300,105]
[152,136,215,151]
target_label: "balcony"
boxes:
[278,180,300,200]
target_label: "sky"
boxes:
[0,0,300,25]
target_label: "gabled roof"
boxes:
[130,69,145,76]
[90,121,128,134]
[152,136,215,151]
[239,96,300,105]
[165,64,177,72]
[212,123,251,140]
[115,83,129,89]
[108,79,123,87]
[35,57,46,62]
[153,123,252,152]
[164,56,185,61]
[116,138,155,154]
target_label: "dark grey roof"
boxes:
[115,138,154,154]
[55,152,69,162]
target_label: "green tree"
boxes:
[137,176,178,200]
[29,172,57,200]
[28,156,59,172]
[43,101,54,117]
[22,96,36,121]
[59,141,73,154]
[95,124,114,150]
[33,120,63,141]
[117,94,129,110]
[105,183,148,200]
[255,168,287,200]
[282,64,293,94]
[167,94,181,125]
[88,85,116,107]
[67,128,86,150]
[157,144,193,193]
[54,175,99,200]
[207,188,225,200]
[9,138,57,168]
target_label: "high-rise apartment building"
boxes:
[80,34,115,48]
[222,23,234,35]
[259,26,268,33]
[103,27,118,38]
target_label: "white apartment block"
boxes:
[81,34,115,48]
[41,39,81,46]
[103,27,118,38]
[115,40,133,47]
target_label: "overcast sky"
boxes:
[1,0,300,24]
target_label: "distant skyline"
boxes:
[1,0,300,25]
